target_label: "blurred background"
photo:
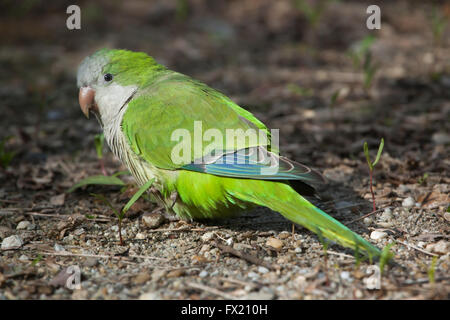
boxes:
[1,0,449,165]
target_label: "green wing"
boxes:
[121,72,270,170]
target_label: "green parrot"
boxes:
[77,48,380,259]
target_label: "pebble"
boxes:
[54,243,66,252]
[201,232,215,242]
[377,222,393,228]
[428,241,449,255]
[248,272,260,280]
[166,269,184,278]
[134,272,151,284]
[258,266,269,274]
[380,208,393,221]
[74,228,85,236]
[1,235,23,250]
[402,197,415,208]
[370,230,387,240]
[135,232,146,240]
[340,271,352,282]
[417,241,426,248]
[142,212,166,229]
[19,254,29,261]
[363,217,372,225]
[199,270,208,278]
[432,132,450,145]
[444,212,450,223]
[84,257,98,267]
[16,221,31,230]
[139,292,159,300]
[278,231,291,239]
[266,237,283,249]
[245,290,274,300]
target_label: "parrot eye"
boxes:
[103,73,113,82]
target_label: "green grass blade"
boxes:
[67,175,125,193]
[379,242,394,274]
[372,138,384,167]
[112,170,131,177]
[363,141,373,170]
[94,133,105,159]
[122,179,155,214]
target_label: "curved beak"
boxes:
[78,86,97,118]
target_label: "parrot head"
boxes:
[77,48,166,125]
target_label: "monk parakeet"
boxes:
[77,49,380,259]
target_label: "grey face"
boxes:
[77,53,110,89]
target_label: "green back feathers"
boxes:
[121,74,270,169]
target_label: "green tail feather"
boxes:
[231,183,381,259]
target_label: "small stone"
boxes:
[278,231,291,239]
[199,244,210,253]
[431,241,449,255]
[363,217,372,225]
[266,237,283,249]
[245,290,274,300]
[19,254,29,261]
[142,212,166,229]
[248,272,260,280]
[83,258,97,267]
[417,241,426,248]
[354,289,364,299]
[293,275,306,287]
[134,272,151,284]
[444,212,450,223]
[16,221,31,230]
[258,266,269,274]
[1,235,23,250]
[139,292,159,300]
[432,132,450,145]
[151,269,166,282]
[50,194,65,206]
[199,270,208,278]
[370,230,387,240]
[27,223,36,230]
[294,247,302,253]
[73,228,85,236]
[166,269,184,278]
[398,184,410,193]
[340,271,352,281]
[402,197,415,208]
[380,208,393,221]
[54,243,66,252]
[135,232,146,240]
[201,232,215,242]
[71,289,88,300]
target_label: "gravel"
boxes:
[1,235,23,250]
[370,230,388,241]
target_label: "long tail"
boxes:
[229,180,381,260]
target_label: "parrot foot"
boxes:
[169,191,178,209]
[162,211,181,222]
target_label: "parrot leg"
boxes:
[169,191,178,210]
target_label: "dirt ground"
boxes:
[0,0,449,300]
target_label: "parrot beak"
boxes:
[78,86,97,119]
